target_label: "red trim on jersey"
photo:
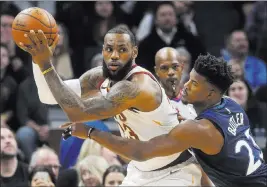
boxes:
[172,89,183,102]
[97,79,105,90]
[131,64,138,69]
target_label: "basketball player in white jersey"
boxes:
[20,26,204,186]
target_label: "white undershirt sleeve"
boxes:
[32,62,81,105]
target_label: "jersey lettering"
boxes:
[116,113,139,140]
[235,129,263,175]
[228,113,244,136]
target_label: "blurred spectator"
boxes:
[0,44,18,130]
[1,2,31,82]
[222,30,267,91]
[173,1,198,36]
[56,167,78,187]
[102,165,126,187]
[245,2,267,64]
[15,76,49,162]
[13,1,56,16]
[91,53,103,69]
[193,2,247,56]
[76,155,109,187]
[52,23,74,80]
[175,47,192,87]
[226,79,267,131]
[228,58,245,79]
[255,85,267,104]
[29,166,56,187]
[77,139,121,167]
[29,146,61,178]
[138,2,206,73]
[1,126,29,187]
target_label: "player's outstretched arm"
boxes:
[64,119,224,161]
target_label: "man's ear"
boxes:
[132,46,138,59]
[207,89,215,98]
[154,66,159,77]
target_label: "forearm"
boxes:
[90,129,150,161]
[41,63,87,121]
[32,62,81,104]
[90,129,177,161]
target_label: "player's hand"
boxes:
[178,114,186,122]
[19,30,59,69]
[60,122,91,140]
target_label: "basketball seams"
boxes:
[12,8,58,47]
[19,13,53,28]
[12,28,58,35]
[43,10,53,45]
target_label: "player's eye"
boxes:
[105,47,112,52]
[160,66,169,72]
[119,48,127,53]
[172,64,179,70]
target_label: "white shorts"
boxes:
[121,157,202,186]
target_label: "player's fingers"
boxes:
[19,42,34,55]
[36,30,48,46]
[28,30,40,50]
[178,115,186,121]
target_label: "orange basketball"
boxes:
[12,7,58,48]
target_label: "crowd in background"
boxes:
[1,1,267,187]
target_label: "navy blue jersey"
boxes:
[193,97,267,187]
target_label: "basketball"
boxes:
[12,7,58,48]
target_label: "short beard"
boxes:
[1,152,16,160]
[102,59,133,81]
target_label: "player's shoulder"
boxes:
[79,66,103,80]
[79,66,104,89]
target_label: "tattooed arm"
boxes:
[78,66,104,99]
[42,64,143,122]
[33,62,103,104]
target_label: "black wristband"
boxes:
[87,127,95,139]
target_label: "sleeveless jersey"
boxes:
[193,96,267,187]
[99,65,184,171]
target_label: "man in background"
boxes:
[0,126,29,187]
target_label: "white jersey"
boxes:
[170,96,197,120]
[100,65,183,171]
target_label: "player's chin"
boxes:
[181,95,189,104]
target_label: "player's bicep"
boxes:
[106,80,142,107]
[181,119,224,155]
[79,66,104,98]
[75,80,142,120]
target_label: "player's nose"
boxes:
[168,69,175,77]
[111,50,119,60]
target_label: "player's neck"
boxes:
[194,98,222,115]
[0,157,17,177]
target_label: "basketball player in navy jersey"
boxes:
[65,54,266,187]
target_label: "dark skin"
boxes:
[19,30,162,122]
[154,47,184,99]
[61,69,224,162]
